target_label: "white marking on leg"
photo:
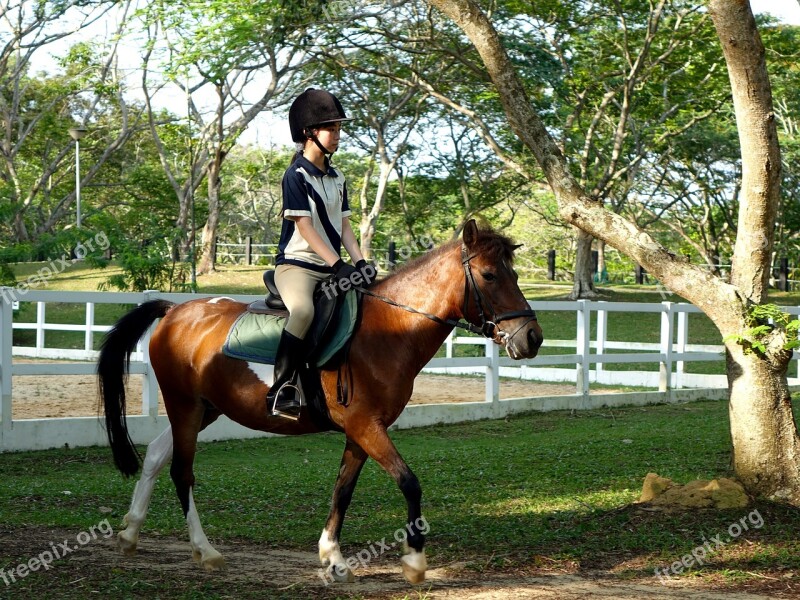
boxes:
[187,489,225,570]
[118,426,173,555]
[207,296,235,304]
[319,529,353,582]
[401,543,427,584]
[247,361,275,386]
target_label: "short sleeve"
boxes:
[282,170,312,218]
[341,179,351,217]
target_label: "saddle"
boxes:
[222,270,358,368]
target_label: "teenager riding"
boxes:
[268,88,375,419]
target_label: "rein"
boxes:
[354,244,538,343]
[337,243,538,407]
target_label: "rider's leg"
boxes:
[267,264,328,418]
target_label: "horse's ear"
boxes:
[462,219,478,247]
[512,243,523,252]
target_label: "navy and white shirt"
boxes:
[276,155,351,272]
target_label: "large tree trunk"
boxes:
[569,229,599,299]
[197,150,223,275]
[726,339,799,502]
[426,0,800,502]
[709,0,798,502]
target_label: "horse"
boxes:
[97,219,543,584]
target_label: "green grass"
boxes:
[1,400,799,598]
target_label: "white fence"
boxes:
[3,289,798,452]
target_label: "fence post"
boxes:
[576,300,591,398]
[486,337,500,404]
[141,291,160,419]
[547,249,556,280]
[445,330,454,358]
[85,302,95,354]
[659,302,674,394]
[676,308,688,388]
[387,241,396,270]
[0,288,13,431]
[596,302,607,377]
[245,236,253,266]
[36,301,46,357]
[635,265,646,285]
[778,257,789,292]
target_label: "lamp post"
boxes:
[68,127,87,228]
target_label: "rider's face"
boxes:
[314,123,342,151]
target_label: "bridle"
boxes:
[354,244,538,346]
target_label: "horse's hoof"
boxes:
[328,563,355,583]
[117,530,138,556]
[400,548,427,585]
[194,548,226,571]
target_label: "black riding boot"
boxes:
[267,330,306,420]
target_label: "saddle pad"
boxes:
[222,290,358,367]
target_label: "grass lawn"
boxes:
[0,400,798,598]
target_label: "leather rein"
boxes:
[355,245,538,345]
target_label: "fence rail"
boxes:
[3,289,799,452]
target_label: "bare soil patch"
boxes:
[11,364,605,420]
[0,526,779,599]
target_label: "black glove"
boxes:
[333,259,357,287]
[355,259,377,286]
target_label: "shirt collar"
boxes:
[296,155,338,178]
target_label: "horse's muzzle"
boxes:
[503,319,543,360]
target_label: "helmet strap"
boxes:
[307,131,335,157]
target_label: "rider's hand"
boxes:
[332,259,357,286]
[355,259,377,286]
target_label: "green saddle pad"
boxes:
[222,291,358,367]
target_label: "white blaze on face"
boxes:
[247,362,275,386]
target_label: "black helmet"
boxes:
[289,88,352,143]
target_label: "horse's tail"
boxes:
[98,300,174,477]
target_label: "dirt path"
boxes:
[11,367,601,420]
[0,527,777,599]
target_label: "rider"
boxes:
[268,88,375,420]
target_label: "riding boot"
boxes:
[266,330,306,420]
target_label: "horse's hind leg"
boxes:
[319,438,368,583]
[170,406,225,571]
[117,425,174,555]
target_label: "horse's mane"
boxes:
[382,225,519,283]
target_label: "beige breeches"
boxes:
[275,264,331,338]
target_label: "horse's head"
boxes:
[460,219,543,359]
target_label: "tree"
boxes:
[135,0,307,273]
[0,0,138,245]
[426,0,800,502]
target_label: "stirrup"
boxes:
[270,381,304,421]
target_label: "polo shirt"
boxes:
[276,155,351,272]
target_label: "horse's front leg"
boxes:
[319,437,368,583]
[351,425,427,584]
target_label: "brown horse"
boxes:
[98,220,542,584]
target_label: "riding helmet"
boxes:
[288,88,352,143]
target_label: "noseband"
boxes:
[354,244,537,345]
[460,246,538,343]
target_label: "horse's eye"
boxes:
[482,272,496,282]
